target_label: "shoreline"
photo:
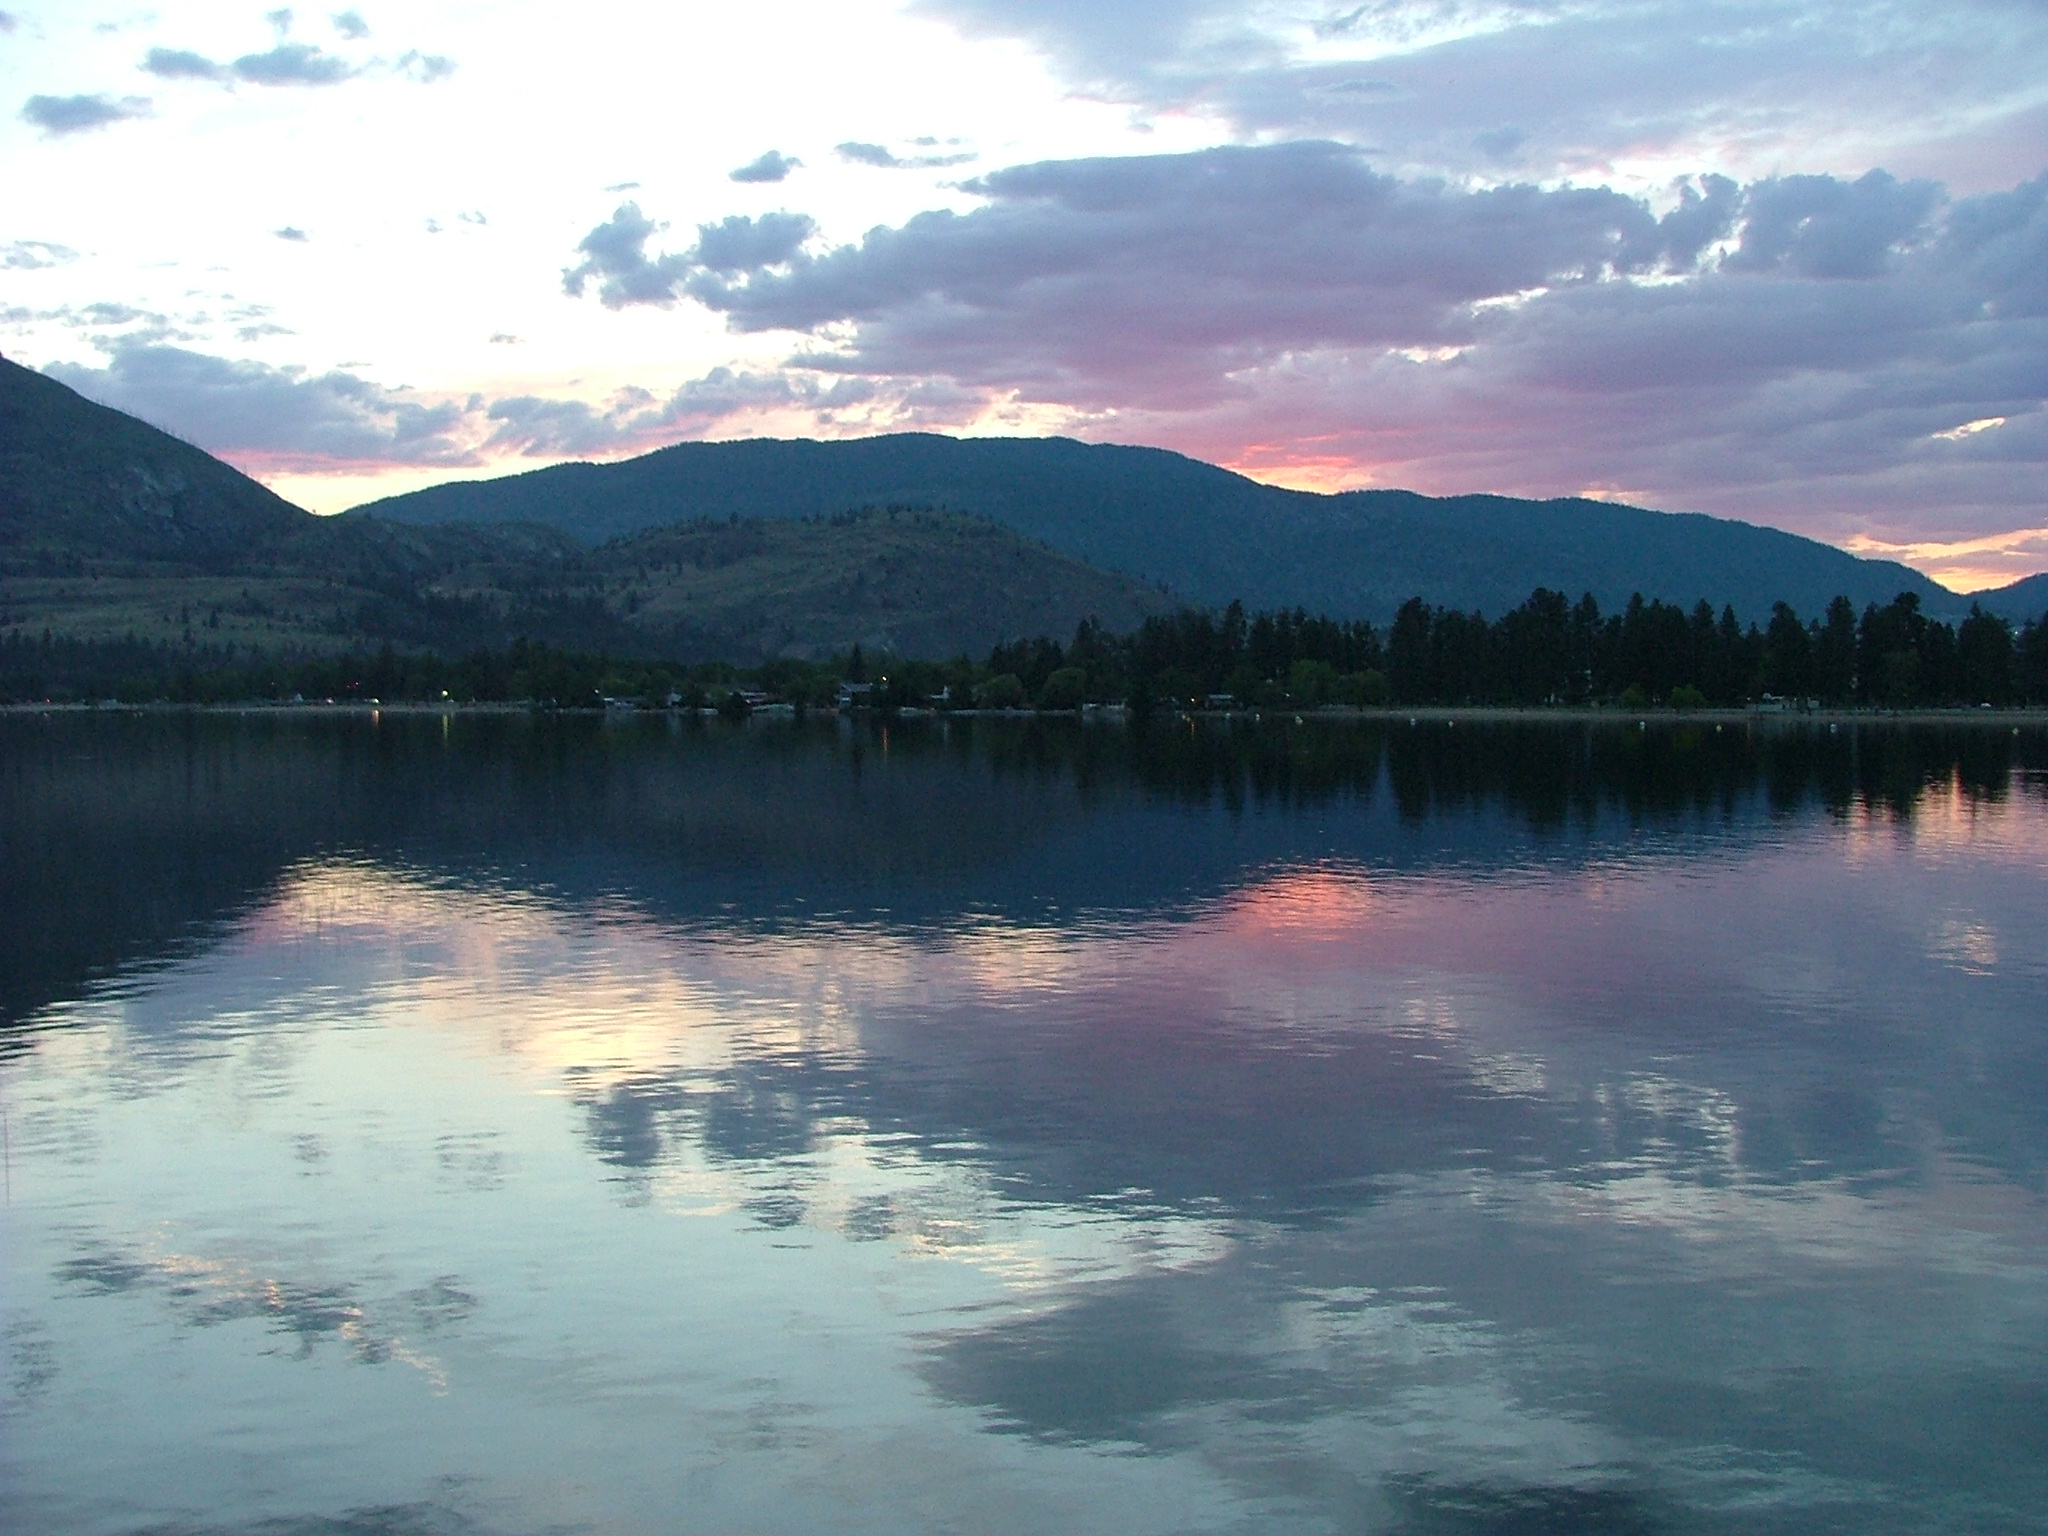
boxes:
[6,700,2048,726]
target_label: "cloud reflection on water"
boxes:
[6,722,2048,1534]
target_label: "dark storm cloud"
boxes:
[45,341,475,466]
[731,149,800,183]
[562,204,816,309]
[20,93,152,135]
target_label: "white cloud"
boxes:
[1932,416,2007,440]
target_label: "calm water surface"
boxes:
[3,713,2046,1535]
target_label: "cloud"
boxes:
[20,93,152,135]
[141,47,229,81]
[910,0,2048,192]
[835,139,976,169]
[0,12,17,33]
[2,240,80,269]
[561,202,694,308]
[484,371,800,456]
[1723,171,1942,279]
[731,149,800,184]
[689,211,816,273]
[1931,416,2006,441]
[231,41,357,85]
[482,367,917,457]
[274,226,309,242]
[143,41,357,85]
[45,341,477,470]
[394,50,455,83]
[634,140,2046,550]
[837,141,900,167]
[11,301,175,336]
[681,142,1716,392]
[562,204,815,309]
[141,28,449,89]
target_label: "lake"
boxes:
[3,711,2045,1536]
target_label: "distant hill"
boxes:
[1,352,310,571]
[0,356,1167,659]
[1981,571,2048,620]
[351,432,2045,625]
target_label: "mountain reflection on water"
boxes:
[2,712,2046,1536]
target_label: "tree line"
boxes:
[4,588,2046,709]
[981,590,2048,710]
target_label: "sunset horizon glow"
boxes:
[4,0,2043,589]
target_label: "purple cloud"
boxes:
[485,369,899,457]
[679,143,1718,404]
[617,140,2044,551]
[561,203,695,308]
[910,1,2048,191]
[563,204,815,309]
[46,341,475,469]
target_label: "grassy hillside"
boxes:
[583,508,1171,659]
[0,506,1169,662]
[1,352,309,571]
[351,431,2034,625]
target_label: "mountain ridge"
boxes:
[0,356,1170,659]
[350,431,2043,625]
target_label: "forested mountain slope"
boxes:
[352,432,2033,624]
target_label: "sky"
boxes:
[2,1,2045,590]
